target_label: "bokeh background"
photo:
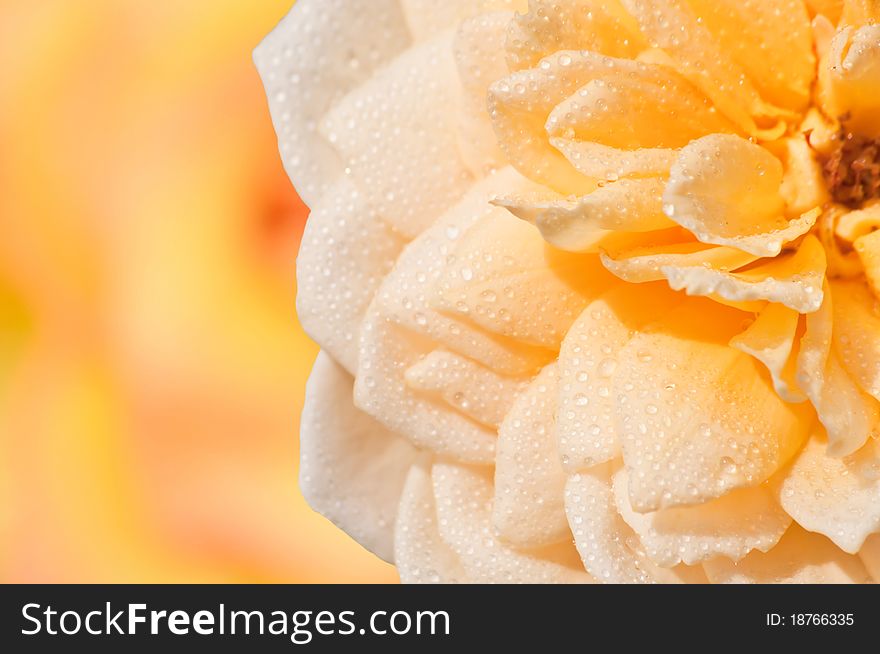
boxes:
[0,0,396,582]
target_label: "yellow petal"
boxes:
[493,177,675,252]
[831,279,880,402]
[618,0,789,135]
[686,1,815,112]
[433,463,593,583]
[302,353,419,562]
[614,301,812,511]
[505,0,645,71]
[729,303,806,403]
[777,432,880,553]
[322,32,474,238]
[662,234,827,314]
[404,349,529,429]
[853,227,880,297]
[861,533,880,580]
[822,25,880,138]
[842,0,880,25]
[805,0,843,23]
[664,134,815,257]
[395,460,470,583]
[557,284,684,472]
[296,178,405,373]
[565,469,709,583]
[795,279,833,403]
[254,0,412,205]
[703,525,871,583]
[775,134,831,217]
[613,469,790,567]
[544,62,737,153]
[494,364,570,548]
[430,209,618,349]
[600,235,759,284]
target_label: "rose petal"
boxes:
[730,303,806,403]
[400,0,527,41]
[600,235,759,284]
[777,431,880,553]
[454,12,515,177]
[664,134,817,257]
[506,0,645,71]
[842,0,880,26]
[550,140,679,182]
[703,525,871,584]
[565,469,709,583]
[432,463,593,583]
[856,229,880,300]
[357,171,554,464]
[860,533,880,581]
[615,300,812,511]
[775,134,830,217]
[254,0,412,205]
[805,0,843,23]
[404,349,529,428]
[489,51,667,192]
[831,280,880,403]
[322,32,474,238]
[301,352,419,562]
[296,178,405,373]
[823,25,880,138]
[685,1,814,112]
[494,364,570,548]
[395,459,469,583]
[618,0,789,135]
[613,469,790,567]
[430,209,617,349]
[494,177,675,253]
[557,283,684,473]
[662,234,826,314]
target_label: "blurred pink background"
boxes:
[0,0,396,583]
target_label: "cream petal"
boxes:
[488,51,660,193]
[505,0,645,71]
[600,236,759,284]
[494,177,675,253]
[356,172,554,464]
[296,178,405,373]
[729,303,806,403]
[618,0,789,135]
[795,279,833,402]
[778,432,880,553]
[704,525,871,584]
[551,139,678,181]
[432,463,593,583]
[664,134,816,257]
[395,459,470,583]
[544,68,737,153]
[613,469,790,567]
[494,364,570,548]
[430,209,617,349]
[454,12,515,177]
[662,234,827,314]
[401,0,527,41]
[254,0,412,206]
[322,32,474,238]
[831,280,880,403]
[565,469,709,583]
[301,352,419,562]
[860,533,880,581]
[557,283,684,473]
[823,25,880,138]
[685,1,815,112]
[615,301,812,512]
[404,349,529,428]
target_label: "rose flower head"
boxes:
[256,0,880,583]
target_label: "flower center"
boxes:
[820,120,880,209]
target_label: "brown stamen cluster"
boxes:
[821,124,880,208]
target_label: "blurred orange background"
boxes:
[0,0,396,583]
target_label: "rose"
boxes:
[256,0,880,583]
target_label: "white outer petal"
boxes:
[301,352,418,562]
